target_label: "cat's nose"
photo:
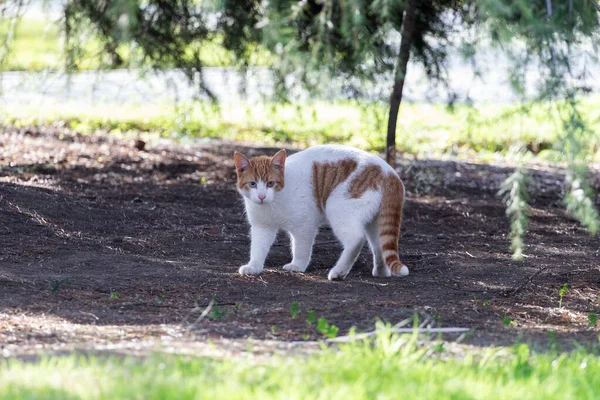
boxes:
[258,194,266,201]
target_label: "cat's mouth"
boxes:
[256,195,269,204]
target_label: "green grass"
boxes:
[1,328,599,399]
[0,19,61,71]
[2,96,600,161]
[0,19,271,71]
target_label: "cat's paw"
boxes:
[391,265,409,277]
[372,266,392,278]
[239,264,263,276]
[327,268,349,281]
[282,263,306,272]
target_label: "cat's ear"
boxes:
[271,149,286,170]
[233,151,250,172]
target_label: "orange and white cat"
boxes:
[233,145,408,280]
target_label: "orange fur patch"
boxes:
[312,159,358,211]
[348,164,384,198]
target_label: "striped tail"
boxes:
[378,173,409,277]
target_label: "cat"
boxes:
[233,144,408,280]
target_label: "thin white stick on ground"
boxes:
[325,327,470,343]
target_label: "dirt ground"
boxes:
[1,126,599,357]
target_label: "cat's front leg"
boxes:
[239,225,277,275]
[283,227,317,273]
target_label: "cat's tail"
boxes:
[378,173,409,277]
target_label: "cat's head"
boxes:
[233,149,286,205]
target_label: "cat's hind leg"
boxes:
[283,226,318,272]
[366,218,390,278]
[327,215,366,281]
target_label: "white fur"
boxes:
[237,145,407,280]
[239,179,278,205]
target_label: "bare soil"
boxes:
[1,126,599,357]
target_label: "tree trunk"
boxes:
[386,0,418,167]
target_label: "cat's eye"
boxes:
[248,181,257,188]
[267,181,275,188]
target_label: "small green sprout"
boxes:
[316,317,339,338]
[209,305,227,321]
[290,301,299,319]
[559,284,569,308]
